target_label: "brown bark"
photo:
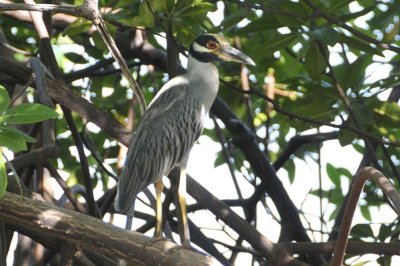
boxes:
[0,192,219,266]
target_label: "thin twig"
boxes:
[62,106,99,218]
[45,161,87,214]
[211,116,243,200]
[82,0,146,113]
[9,74,35,106]
[29,58,55,146]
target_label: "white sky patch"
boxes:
[102,87,114,97]
[237,18,251,28]
[277,27,291,34]
[351,2,374,30]
[86,122,101,134]
[208,1,224,27]
[154,33,167,49]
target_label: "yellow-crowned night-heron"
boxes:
[115,34,255,247]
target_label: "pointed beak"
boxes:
[220,45,255,66]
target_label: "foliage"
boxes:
[0,85,58,198]
[0,0,400,265]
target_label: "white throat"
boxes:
[186,55,219,113]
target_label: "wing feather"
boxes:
[115,76,204,214]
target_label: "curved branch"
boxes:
[0,192,219,266]
[332,167,400,266]
[273,132,338,171]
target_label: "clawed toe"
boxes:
[143,236,166,248]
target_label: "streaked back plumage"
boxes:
[115,63,218,215]
[114,33,253,217]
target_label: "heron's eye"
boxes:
[207,41,218,50]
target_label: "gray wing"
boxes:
[115,78,204,215]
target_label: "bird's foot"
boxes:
[167,241,195,254]
[181,240,192,250]
[143,236,167,248]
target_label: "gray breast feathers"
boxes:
[115,82,204,214]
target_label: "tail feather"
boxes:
[114,183,136,217]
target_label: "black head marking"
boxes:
[193,34,219,47]
[189,34,221,63]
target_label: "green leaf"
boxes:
[62,18,92,36]
[278,0,311,16]
[340,34,383,56]
[237,15,300,34]
[74,0,84,5]
[0,103,58,124]
[262,33,299,52]
[327,0,354,13]
[378,224,392,242]
[286,159,296,184]
[65,52,87,64]
[337,167,353,179]
[309,28,340,46]
[326,163,341,187]
[353,103,373,127]
[373,102,400,126]
[360,205,372,221]
[377,256,392,266]
[138,2,155,27]
[338,129,358,146]
[179,3,216,17]
[352,142,364,154]
[214,152,226,167]
[340,55,371,89]
[329,202,341,221]
[0,149,6,198]
[351,223,374,239]
[151,0,175,13]
[304,41,327,79]
[0,85,10,114]
[0,125,36,152]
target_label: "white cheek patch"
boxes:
[192,42,212,53]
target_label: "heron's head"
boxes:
[189,34,255,66]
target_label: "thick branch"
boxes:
[8,145,59,172]
[0,1,78,16]
[0,192,219,266]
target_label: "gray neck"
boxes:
[187,55,219,113]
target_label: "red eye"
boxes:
[207,41,218,50]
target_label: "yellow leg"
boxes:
[154,180,164,238]
[175,166,190,247]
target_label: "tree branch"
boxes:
[0,192,220,266]
[332,167,400,266]
[187,175,307,266]
[283,241,400,255]
[0,56,132,146]
[7,146,59,172]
